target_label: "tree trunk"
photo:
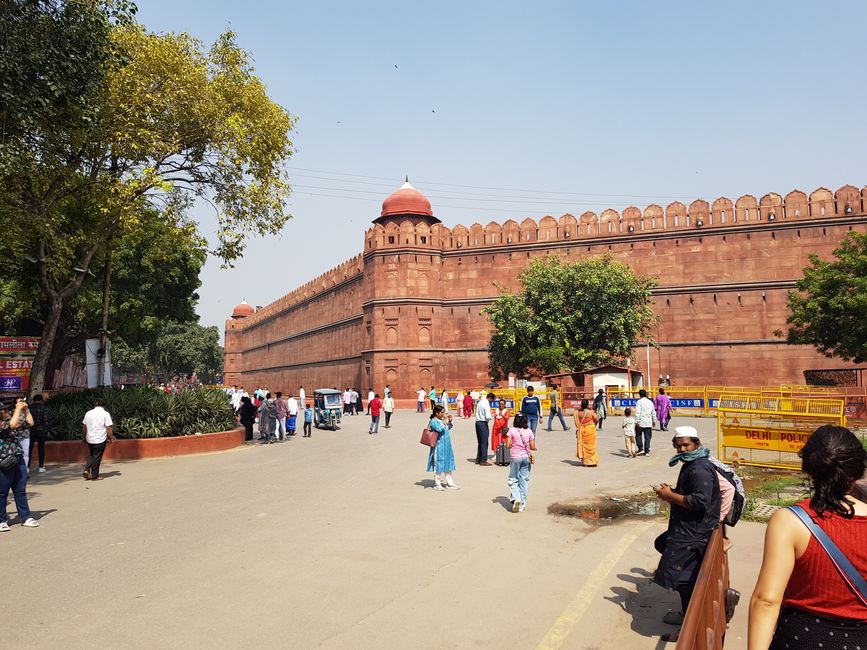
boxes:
[97,245,113,387]
[28,294,64,395]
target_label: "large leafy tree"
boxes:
[783,232,867,363]
[113,321,223,384]
[0,3,296,392]
[483,255,658,379]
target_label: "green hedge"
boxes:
[46,387,236,440]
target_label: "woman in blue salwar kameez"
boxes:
[426,405,459,491]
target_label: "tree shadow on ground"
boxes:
[491,496,513,511]
[604,566,681,645]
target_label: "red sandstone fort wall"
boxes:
[226,184,867,398]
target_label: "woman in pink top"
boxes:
[505,414,537,513]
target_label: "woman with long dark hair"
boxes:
[573,398,598,466]
[748,425,867,649]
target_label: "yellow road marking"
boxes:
[536,522,653,650]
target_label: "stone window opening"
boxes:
[720,210,725,222]
[820,206,825,215]
[388,236,395,244]
[420,236,427,244]
[744,209,750,220]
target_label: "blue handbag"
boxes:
[787,505,867,607]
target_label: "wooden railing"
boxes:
[676,527,730,650]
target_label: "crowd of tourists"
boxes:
[3,381,864,649]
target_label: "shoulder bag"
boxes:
[420,423,439,448]
[787,505,867,607]
[0,452,21,472]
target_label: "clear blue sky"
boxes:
[135,0,867,339]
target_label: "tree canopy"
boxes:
[0,1,296,391]
[483,255,658,379]
[782,232,867,363]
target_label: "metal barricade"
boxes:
[717,394,846,469]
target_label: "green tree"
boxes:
[113,321,223,384]
[783,232,867,363]
[0,6,296,392]
[483,255,658,379]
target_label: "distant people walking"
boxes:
[28,395,47,473]
[593,389,607,430]
[440,389,449,415]
[298,386,305,408]
[462,390,474,419]
[520,386,542,433]
[655,388,672,432]
[258,393,277,443]
[0,401,38,530]
[491,405,511,452]
[417,387,426,413]
[573,399,599,467]
[748,425,867,649]
[383,394,395,428]
[652,428,721,629]
[426,405,459,490]
[343,388,352,415]
[82,398,114,480]
[238,396,256,441]
[429,386,437,412]
[351,388,360,415]
[302,403,313,437]
[367,389,375,415]
[474,393,495,465]
[368,394,382,434]
[635,389,657,455]
[506,413,536,513]
[274,391,288,440]
[286,393,299,436]
[546,386,569,431]
[622,407,638,458]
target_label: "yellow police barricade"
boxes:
[705,386,762,416]
[717,394,846,470]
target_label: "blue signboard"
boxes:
[671,398,704,409]
[0,376,22,391]
[709,399,720,408]
[610,398,637,407]
[491,399,515,409]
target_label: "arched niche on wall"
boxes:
[643,204,663,231]
[809,187,834,217]
[784,190,808,220]
[711,197,734,225]
[735,195,758,223]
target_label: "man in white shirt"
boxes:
[82,399,114,480]
[416,387,426,413]
[366,389,375,415]
[298,386,306,408]
[286,394,299,436]
[634,389,657,456]
[474,392,495,466]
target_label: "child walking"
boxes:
[303,403,313,437]
[622,407,638,458]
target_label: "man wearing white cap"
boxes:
[651,426,721,629]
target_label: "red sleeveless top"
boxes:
[783,499,867,621]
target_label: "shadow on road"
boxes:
[414,479,436,489]
[491,496,512,511]
[560,459,584,467]
[604,566,681,645]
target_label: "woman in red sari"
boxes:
[462,391,474,419]
[491,406,511,451]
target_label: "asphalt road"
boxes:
[5,412,761,649]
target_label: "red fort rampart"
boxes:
[224,182,867,399]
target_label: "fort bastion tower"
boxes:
[224,181,867,399]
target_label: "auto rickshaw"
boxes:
[313,388,342,430]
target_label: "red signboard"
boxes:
[0,337,39,392]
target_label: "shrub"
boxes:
[45,387,235,440]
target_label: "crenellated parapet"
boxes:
[398,183,866,252]
[233,254,364,328]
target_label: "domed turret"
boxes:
[374,179,440,226]
[231,300,255,319]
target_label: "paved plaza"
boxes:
[7,412,764,649]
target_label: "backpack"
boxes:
[709,456,746,526]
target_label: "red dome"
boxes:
[380,181,433,218]
[231,301,255,318]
